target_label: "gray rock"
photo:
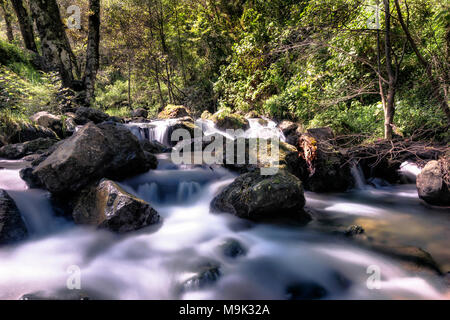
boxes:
[219,238,247,258]
[180,263,221,292]
[0,138,57,160]
[8,123,57,144]
[131,108,148,118]
[416,159,450,206]
[32,122,155,194]
[73,107,109,125]
[211,169,309,223]
[0,190,28,245]
[30,112,62,134]
[73,179,160,233]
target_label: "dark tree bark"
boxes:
[383,0,396,140]
[82,0,101,106]
[29,0,76,89]
[0,0,14,42]
[9,0,38,52]
[394,0,450,124]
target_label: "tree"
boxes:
[82,0,101,105]
[394,0,450,124]
[9,0,38,53]
[0,0,14,42]
[29,0,78,88]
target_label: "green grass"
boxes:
[104,106,131,118]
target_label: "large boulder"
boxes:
[296,129,352,192]
[416,158,450,206]
[73,179,160,233]
[210,169,309,223]
[158,104,191,119]
[0,138,57,160]
[32,122,155,194]
[73,107,109,125]
[0,190,28,244]
[131,108,148,119]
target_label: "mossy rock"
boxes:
[211,110,249,131]
[158,104,191,119]
[201,110,213,120]
[210,169,310,223]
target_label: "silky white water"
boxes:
[0,157,448,300]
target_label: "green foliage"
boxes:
[0,40,41,83]
[94,79,129,110]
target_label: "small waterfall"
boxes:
[245,118,286,141]
[137,182,160,204]
[350,162,366,189]
[0,168,65,236]
[176,181,202,203]
[399,161,421,183]
[126,120,173,146]
[195,118,286,142]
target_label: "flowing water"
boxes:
[0,123,449,300]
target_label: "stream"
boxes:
[0,119,448,300]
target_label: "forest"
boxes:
[0,0,449,301]
[0,0,448,140]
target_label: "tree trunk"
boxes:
[394,0,450,124]
[383,0,396,140]
[82,0,101,106]
[10,0,38,52]
[0,0,14,42]
[29,0,76,89]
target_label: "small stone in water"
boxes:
[345,225,365,237]
[219,238,247,259]
[285,282,327,300]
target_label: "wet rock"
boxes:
[19,167,43,188]
[371,245,443,275]
[296,130,352,192]
[0,190,28,245]
[32,122,153,194]
[73,107,109,125]
[73,179,160,232]
[219,238,247,258]
[106,116,124,123]
[344,225,365,237]
[285,281,327,300]
[158,104,191,119]
[416,159,450,206]
[20,289,93,300]
[0,138,57,160]
[181,263,221,292]
[30,112,62,135]
[211,169,310,223]
[140,140,171,154]
[143,151,158,170]
[168,121,198,146]
[131,108,148,118]
[221,138,301,176]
